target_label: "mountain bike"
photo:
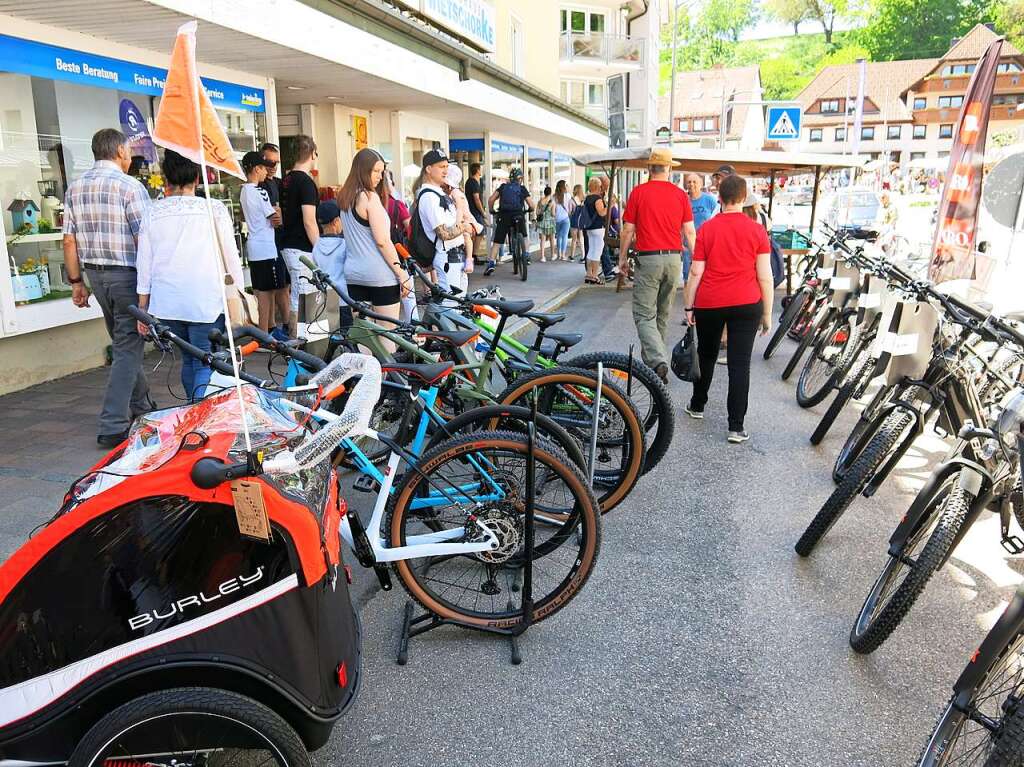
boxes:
[509,213,528,282]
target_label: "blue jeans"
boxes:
[601,244,615,276]
[681,250,693,280]
[555,218,570,256]
[162,316,226,401]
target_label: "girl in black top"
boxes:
[582,177,607,284]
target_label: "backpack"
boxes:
[498,182,525,212]
[569,202,583,228]
[769,237,786,288]
[409,188,446,268]
[576,197,596,230]
[387,197,409,247]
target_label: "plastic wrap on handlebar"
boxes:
[261,353,382,475]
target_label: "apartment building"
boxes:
[0,0,608,392]
[557,0,661,146]
[658,65,765,150]
[792,24,1024,164]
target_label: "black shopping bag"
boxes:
[671,322,701,382]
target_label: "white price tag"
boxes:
[881,332,919,356]
[859,293,882,308]
[816,267,834,280]
[829,277,851,290]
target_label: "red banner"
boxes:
[928,38,1003,283]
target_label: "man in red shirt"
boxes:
[618,147,696,382]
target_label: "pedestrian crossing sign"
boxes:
[766,106,801,141]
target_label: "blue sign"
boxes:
[119,99,157,163]
[766,106,801,141]
[450,138,484,152]
[491,140,524,155]
[0,33,266,113]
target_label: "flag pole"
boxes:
[187,30,253,453]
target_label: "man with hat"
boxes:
[711,164,735,209]
[240,150,289,339]
[617,146,696,382]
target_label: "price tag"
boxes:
[816,267,834,280]
[881,332,919,357]
[829,277,851,290]
[230,480,270,542]
[859,293,882,308]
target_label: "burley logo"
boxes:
[128,566,265,631]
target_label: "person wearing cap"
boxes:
[617,146,696,382]
[486,167,533,276]
[415,149,475,294]
[135,150,243,401]
[241,151,290,338]
[311,199,352,331]
[337,147,412,352]
[682,174,774,444]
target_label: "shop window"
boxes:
[913,97,926,110]
[527,148,551,198]
[938,95,963,108]
[835,127,846,141]
[887,125,901,140]
[809,128,822,142]
[861,126,875,140]
[913,124,926,139]
[490,140,525,200]
[939,124,953,138]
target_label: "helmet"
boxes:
[509,167,523,181]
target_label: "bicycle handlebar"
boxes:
[210,325,326,372]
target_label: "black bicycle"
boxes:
[509,213,528,282]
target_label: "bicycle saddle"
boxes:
[416,329,479,347]
[546,331,583,349]
[381,361,454,385]
[523,311,566,329]
[472,296,535,316]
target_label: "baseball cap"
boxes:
[422,148,448,168]
[712,164,736,176]
[242,151,275,173]
[316,199,341,225]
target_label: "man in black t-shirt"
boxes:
[464,163,487,263]
[278,134,319,336]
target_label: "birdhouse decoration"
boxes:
[7,199,40,234]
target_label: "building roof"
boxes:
[942,23,1021,61]
[6,199,39,213]
[658,65,761,139]
[797,59,938,125]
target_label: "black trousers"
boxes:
[690,301,762,431]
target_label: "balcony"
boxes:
[559,32,645,71]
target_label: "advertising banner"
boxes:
[119,99,157,163]
[928,38,1003,283]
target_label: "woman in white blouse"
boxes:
[136,150,244,401]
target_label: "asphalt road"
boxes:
[1,283,1018,765]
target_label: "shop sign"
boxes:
[420,0,496,53]
[0,33,266,113]
[353,115,368,151]
[491,140,524,155]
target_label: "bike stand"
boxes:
[396,597,525,666]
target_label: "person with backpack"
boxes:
[337,147,411,352]
[484,167,533,276]
[411,149,475,294]
[568,183,584,261]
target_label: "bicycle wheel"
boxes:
[850,479,968,654]
[810,353,875,446]
[69,687,308,767]
[495,367,646,513]
[795,408,913,557]
[782,306,830,381]
[563,351,674,474]
[764,286,810,360]
[917,635,1024,765]
[796,313,853,408]
[833,382,902,483]
[517,233,528,282]
[387,430,601,628]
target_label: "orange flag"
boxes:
[153,21,244,179]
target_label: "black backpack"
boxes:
[409,188,446,268]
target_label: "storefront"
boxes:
[0,21,274,393]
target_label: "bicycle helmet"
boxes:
[509,167,523,181]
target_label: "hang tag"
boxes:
[829,277,851,290]
[859,293,882,308]
[230,480,270,542]
[881,332,919,356]
[816,267,834,279]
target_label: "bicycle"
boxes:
[509,212,528,281]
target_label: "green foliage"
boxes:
[993,0,1024,51]
[858,0,992,60]
[660,0,759,69]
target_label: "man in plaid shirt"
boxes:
[62,129,154,447]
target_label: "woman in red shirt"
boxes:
[682,174,775,443]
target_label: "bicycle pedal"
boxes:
[1001,535,1024,555]
[353,474,380,493]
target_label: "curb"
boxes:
[507,283,584,338]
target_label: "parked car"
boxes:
[820,188,881,233]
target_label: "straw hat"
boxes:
[647,146,682,169]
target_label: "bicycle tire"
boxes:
[494,366,646,514]
[850,481,969,654]
[916,633,1024,766]
[986,702,1024,767]
[833,383,902,483]
[810,354,873,446]
[796,314,851,408]
[563,351,674,474]
[782,306,829,381]
[764,287,810,360]
[518,233,528,282]
[386,430,601,628]
[795,408,913,557]
[69,687,308,767]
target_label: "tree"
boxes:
[859,0,991,60]
[766,0,812,35]
[804,0,848,45]
[994,0,1024,51]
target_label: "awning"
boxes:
[577,146,868,175]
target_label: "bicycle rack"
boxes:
[397,397,541,666]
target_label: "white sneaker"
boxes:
[727,430,750,443]
[684,407,704,419]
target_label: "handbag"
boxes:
[671,322,701,382]
[213,213,258,327]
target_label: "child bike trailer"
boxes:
[0,385,360,766]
